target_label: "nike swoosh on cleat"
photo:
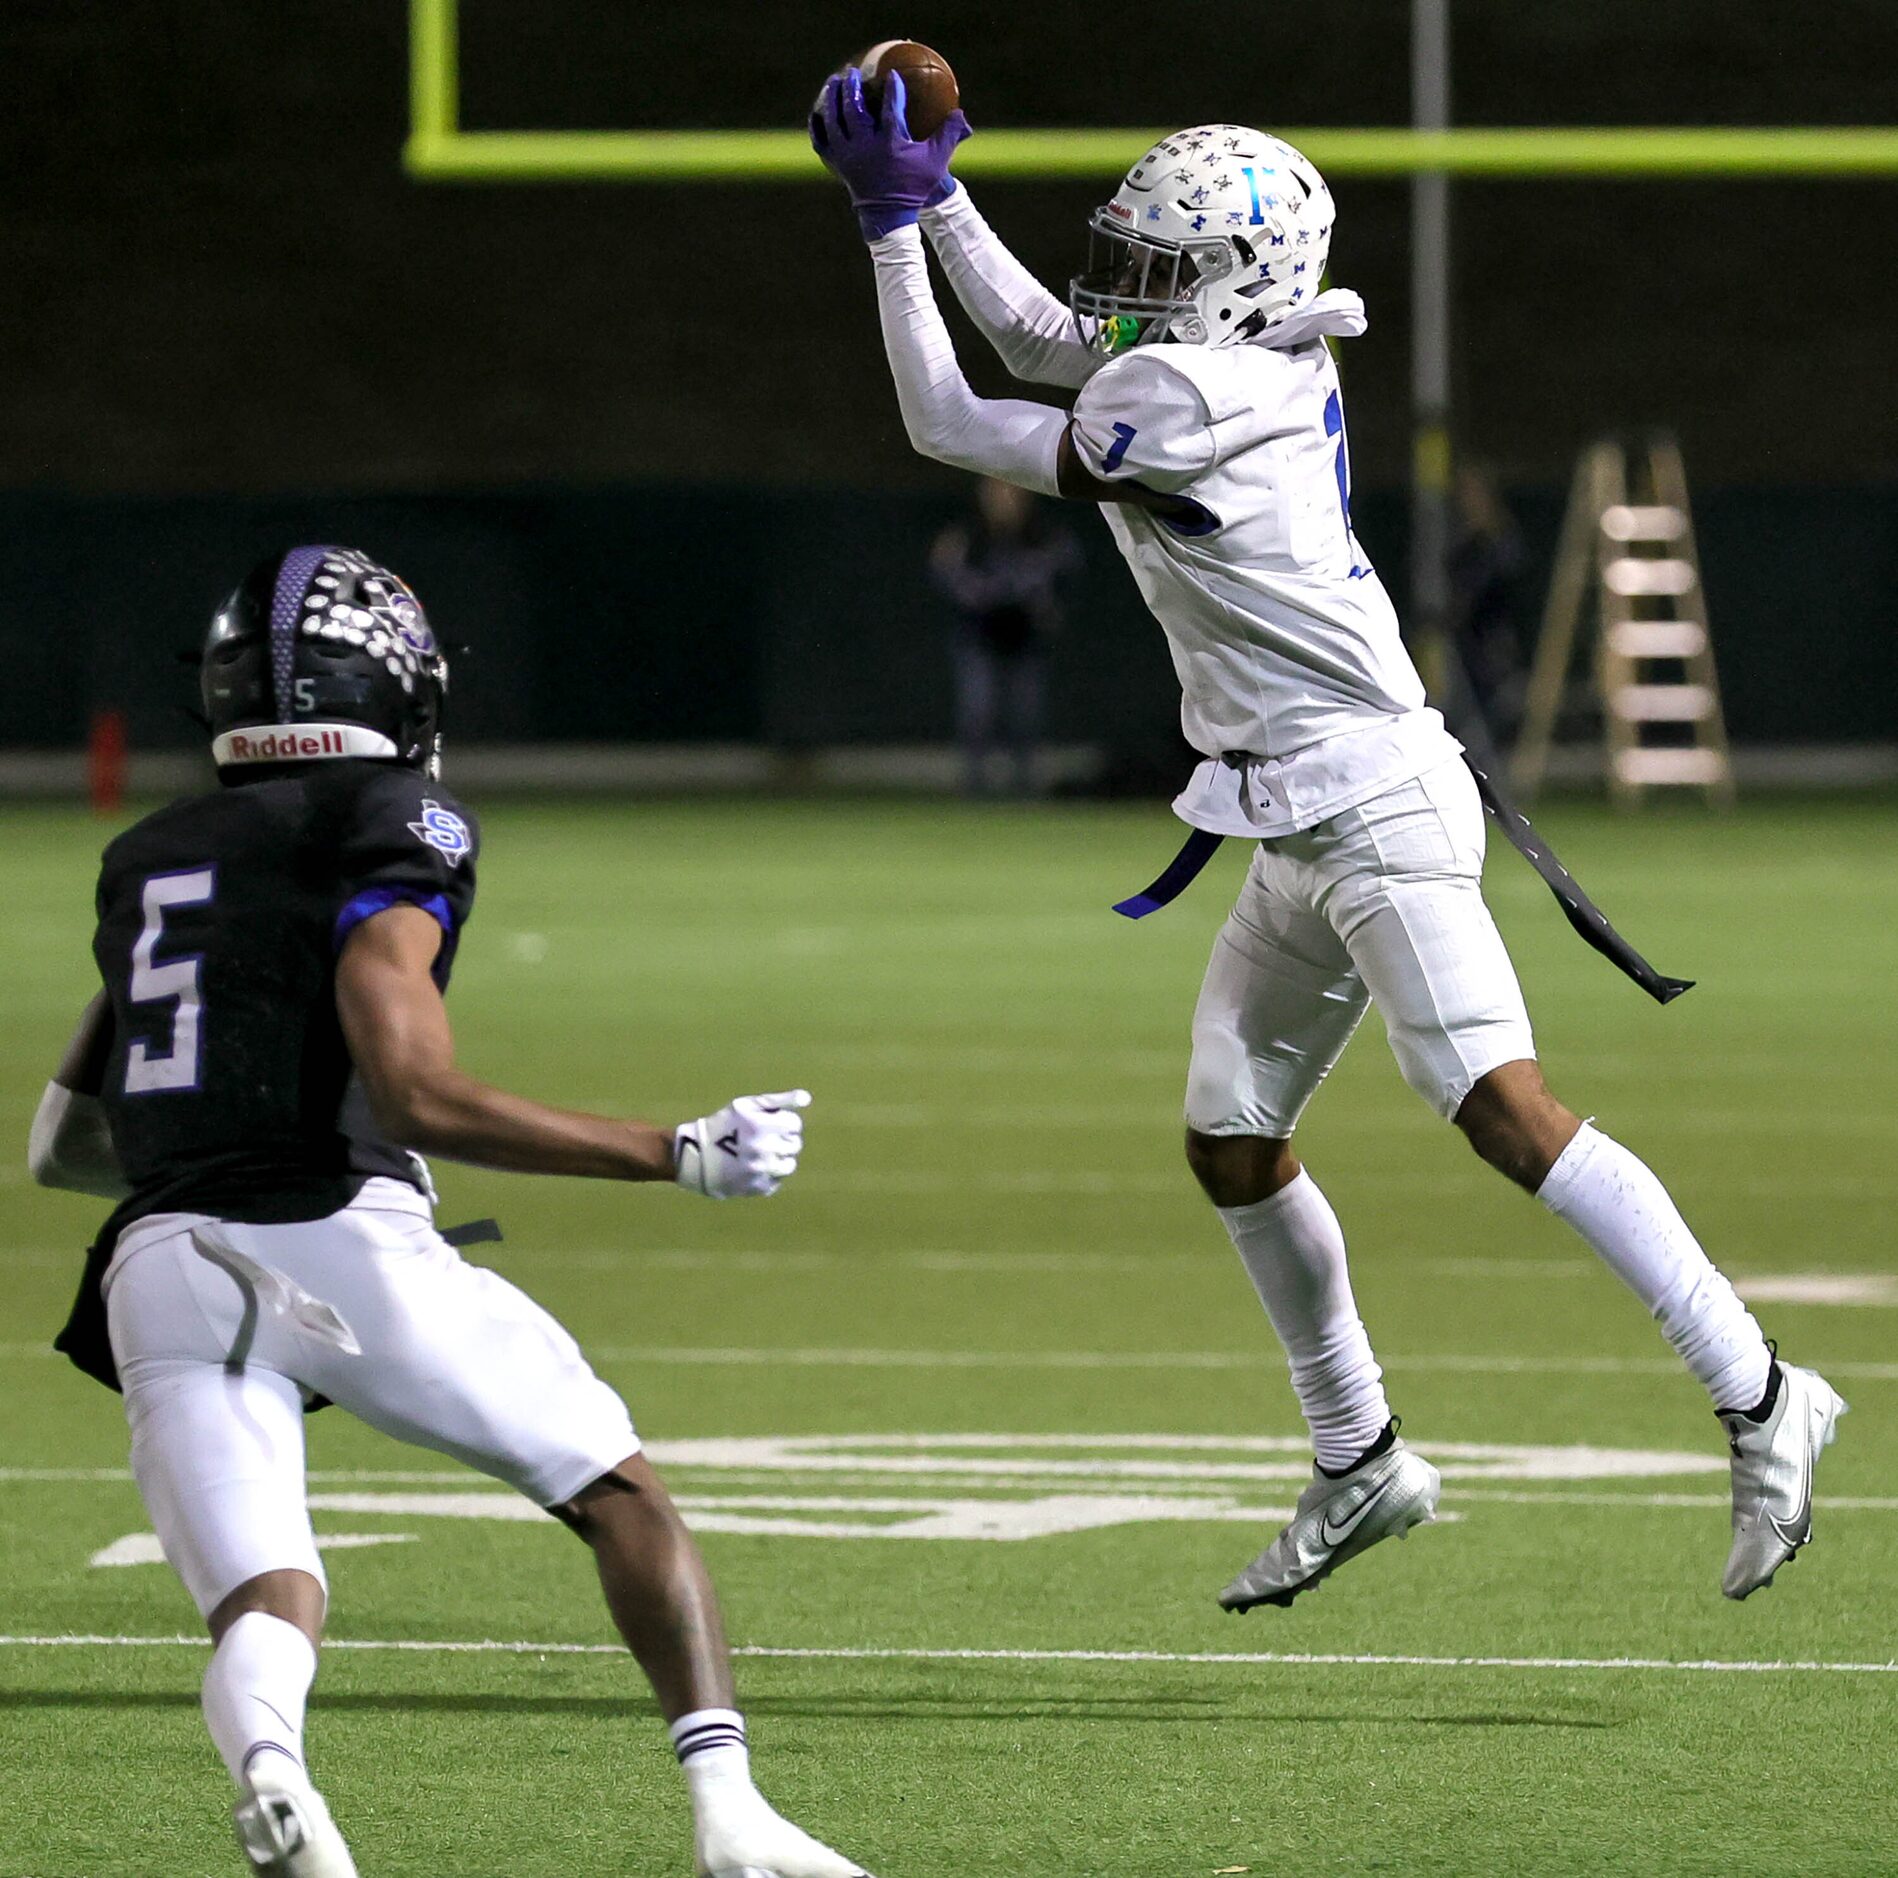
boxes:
[1770,1406,1819,1548]
[1318,1477,1393,1549]
[1765,1508,1808,1552]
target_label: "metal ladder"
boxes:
[1512,436,1734,806]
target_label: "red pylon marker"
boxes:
[88,708,127,816]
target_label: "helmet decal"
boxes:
[294,550,441,698]
[269,544,331,724]
[1069,124,1338,353]
[204,546,450,776]
[390,595,437,658]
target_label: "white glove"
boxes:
[673,1090,811,1200]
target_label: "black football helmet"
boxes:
[202,546,449,776]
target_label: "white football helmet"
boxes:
[1069,124,1335,355]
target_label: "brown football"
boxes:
[856,40,959,138]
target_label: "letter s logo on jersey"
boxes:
[408,800,472,866]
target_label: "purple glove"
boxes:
[809,66,971,242]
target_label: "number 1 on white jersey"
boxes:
[1323,389,1369,579]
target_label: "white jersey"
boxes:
[1069,334,1459,835]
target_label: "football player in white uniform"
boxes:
[812,73,1845,1608]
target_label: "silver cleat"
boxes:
[1719,1359,1847,1600]
[1219,1436,1441,1613]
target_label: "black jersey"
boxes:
[55,762,478,1390]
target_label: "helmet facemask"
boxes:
[1073,127,1338,353]
[1070,212,1210,355]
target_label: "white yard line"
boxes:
[819,1103,1175,1129]
[572,1346,1898,1382]
[0,1635,1890,1675]
[805,1169,1897,1197]
[1385,1351,1898,1380]
[1448,1490,1898,1511]
[772,1102,1898,1138]
[1421,1258,1590,1279]
[24,1250,1890,1291]
[814,1170,1188,1195]
[0,1468,479,1484]
[7,1342,1896,1381]
[811,1043,1183,1074]
[499,1248,1182,1275]
[573,1346,1390,1370]
[1735,1273,1898,1307]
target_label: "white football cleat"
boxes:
[696,1787,871,1877]
[1719,1359,1847,1600]
[231,1776,358,1877]
[1219,1433,1440,1613]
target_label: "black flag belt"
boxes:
[1460,758,1693,1004]
[1113,757,1694,1007]
[1110,828,1227,920]
[441,1217,504,1248]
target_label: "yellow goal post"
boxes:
[406,0,1898,183]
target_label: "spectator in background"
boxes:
[930,477,1076,796]
[1449,462,1529,746]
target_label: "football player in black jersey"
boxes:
[29,548,870,1878]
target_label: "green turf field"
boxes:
[3,794,1894,1877]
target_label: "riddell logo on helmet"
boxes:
[1105,200,1135,221]
[212,722,400,765]
[226,728,350,761]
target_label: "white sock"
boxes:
[1538,1122,1771,1411]
[671,1707,756,1814]
[1219,1171,1391,1472]
[201,1612,317,1793]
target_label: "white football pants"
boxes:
[105,1178,638,1618]
[1188,757,1535,1135]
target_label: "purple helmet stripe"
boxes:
[268,545,332,722]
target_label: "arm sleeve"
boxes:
[919,187,1099,391]
[333,771,479,959]
[868,223,1066,495]
[1069,352,1219,495]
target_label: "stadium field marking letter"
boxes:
[62,1430,1757,1561]
[24,1468,1898,1516]
[58,1431,1789,1561]
[641,1432,1729,1483]
[78,1495,1315,1548]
